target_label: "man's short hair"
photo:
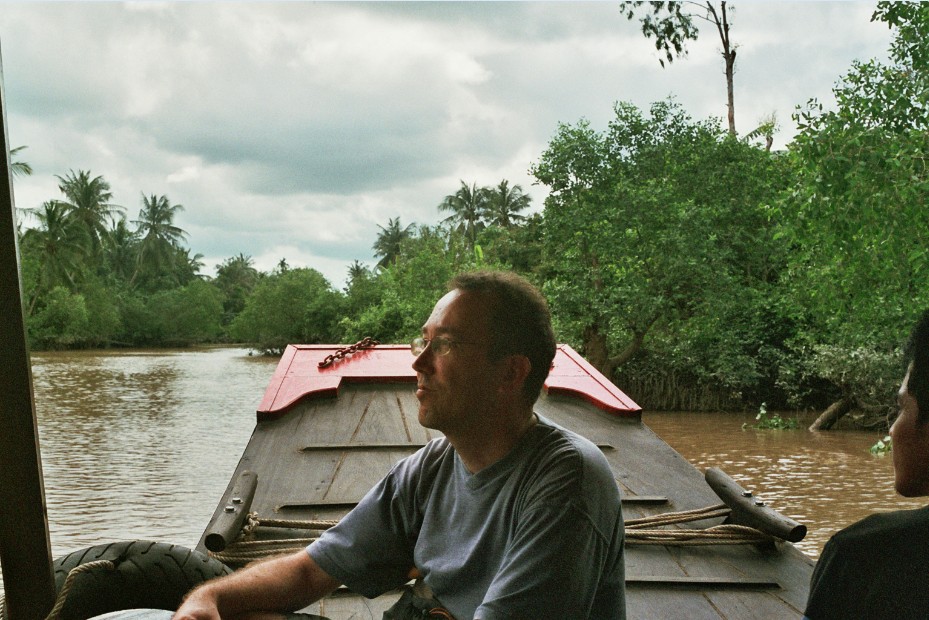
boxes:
[905,309,929,423]
[449,270,556,404]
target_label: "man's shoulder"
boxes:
[534,415,608,464]
[829,505,929,553]
[531,416,618,497]
[835,505,929,538]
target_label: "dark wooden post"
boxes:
[0,42,57,619]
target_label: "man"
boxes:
[804,310,929,619]
[176,270,626,620]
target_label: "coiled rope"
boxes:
[0,559,116,620]
[626,503,774,545]
[210,504,773,566]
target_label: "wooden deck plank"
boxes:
[626,589,724,619]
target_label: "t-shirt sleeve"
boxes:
[804,535,848,620]
[307,456,421,598]
[475,445,626,620]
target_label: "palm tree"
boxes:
[10,146,32,178]
[484,180,531,228]
[215,253,260,324]
[104,217,140,283]
[54,169,123,255]
[175,248,206,284]
[438,181,489,247]
[21,201,85,314]
[130,193,187,287]
[348,260,368,282]
[373,217,415,268]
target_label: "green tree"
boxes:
[175,248,206,285]
[477,213,544,276]
[484,180,531,228]
[782,1,929,425]
[27,286,89,349]
[131,193,188,289]
[373,217,415,268]
[20,201,85,314]
[438,181,489,248]
[148,279,224,345]
[54,170,123,258]
[343,260,383,323]
[619,1,738,135]
[533,99,788,386]
[104,217,140,285]
[231,268,344,354]
[343,226,482,343]
[214,253,260,327]
[79,275,122,347]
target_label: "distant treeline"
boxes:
[14,5,929,427]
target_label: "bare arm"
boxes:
[174,550,340,620]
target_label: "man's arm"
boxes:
[174,550,340,620]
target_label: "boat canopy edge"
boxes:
[256,343,641,420]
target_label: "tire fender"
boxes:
[50,540,231,620]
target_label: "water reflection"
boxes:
[644,411,925,558]
[31,348,278,557]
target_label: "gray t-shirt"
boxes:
[308,415,625,620]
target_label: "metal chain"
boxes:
[318,337,380,368]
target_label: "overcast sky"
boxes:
[1,2,892,287]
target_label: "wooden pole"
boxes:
[0,41,57,620]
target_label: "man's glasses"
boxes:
[410,336,479,357]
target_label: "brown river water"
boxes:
[2,347,924,591]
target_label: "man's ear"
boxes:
[498,354,531,397]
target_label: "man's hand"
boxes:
[174,584,222,620]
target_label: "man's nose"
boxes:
[412,345,433,373]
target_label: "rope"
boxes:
[625,503,731,528]
[257,518,339,530]
[627,524,773,545]
[210,514,338,566]
[0,560,117,620]
[45,560,116,620]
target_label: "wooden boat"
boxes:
[196,343,814,619]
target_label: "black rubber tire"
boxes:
[51,541,232,620]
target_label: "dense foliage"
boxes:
[13,2,928,428]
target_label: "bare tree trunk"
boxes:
[809,397,854,432]
[707,1,737,135]
[583,323,649,380]
[583,323,610,376]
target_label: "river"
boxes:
[2,347,924,592]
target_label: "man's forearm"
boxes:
[175,550,340,619]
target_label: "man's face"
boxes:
[412,289,503,435]
[890,367,929,497]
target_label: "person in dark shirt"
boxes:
[804,310,929,619]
